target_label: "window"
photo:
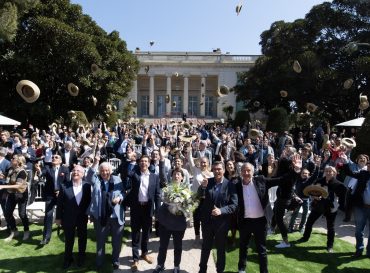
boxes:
[140,95,149,116]
[156,95,166,117]
[188,96,198,117]
[172,95,183,115]
[205,96,215,117]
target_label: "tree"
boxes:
[0,0,139,127]
[266,107,289,134]
[222,105,234,121]
[234,0,370,126]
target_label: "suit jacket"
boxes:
[58,148,78,171]
[126,168,161,219]
[14,146,37,170]
[0,158,10,184]
[41,165,70,199]
[342,164,370,207]
[235,174,296,222]
[56,180,91,228]
[86,168,125,225]
[197,177,238,224]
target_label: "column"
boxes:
[200,76,206,117]
[166,74,172,115]
[149,75,155,117]
[132,80,138,115]
[183,75,189,115]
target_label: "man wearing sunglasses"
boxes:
[35,154,70,245]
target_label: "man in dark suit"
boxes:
[198,161,238,273]
[35,154,69,244]
[58,141,78,171]
[236,155,302,273]
[86,155,125,270]
[55,165,91,269]
[126,154,161,272]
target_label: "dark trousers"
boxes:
[199,219,229,273]
[131,205,152,261]
[0,189,8,227]
[193,204,201,236]
[238,217,268,273]
[5,192,29,231]
[93,217,124,267]
[43,196,57,240]
[273,199,289,240]
[63,221,87,263]
[303,209,337,248]
[157,224,186,267]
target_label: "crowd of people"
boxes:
[0,118,369,273]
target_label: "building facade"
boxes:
[125,51,259,119]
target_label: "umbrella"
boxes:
[0,115,21,126]
[335,117,365,127]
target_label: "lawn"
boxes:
[0,223,131,273]
[224,231,369,273]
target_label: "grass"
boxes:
[0,223,133,273]
[223,231,369,273]
[1,223,368,273]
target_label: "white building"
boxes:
[125,50,259,119]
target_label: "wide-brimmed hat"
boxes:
[215,85,229,97]
[359,101,369,111]
[16,80,40,103]
[67,83,79,96]
[306,102,318,112]
[178,135,197,142]
[341,137,356,148]
[293,60,302,73]
[303,184,328,198]
[280,90,288,97]
[343,78,353,89]
[91,64,100,75]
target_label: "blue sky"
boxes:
[70,0,331,55]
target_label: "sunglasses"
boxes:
[52,156,60,159]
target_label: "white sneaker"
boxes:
[4,230,19,242]
[275,241,291,248]
[239,270,246,273]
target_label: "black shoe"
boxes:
[352,251,363,258]
[153,265,165,273]
[39,239,50,245]
[296,237,308,244]
[77,256,85,267]
[113,263,120,270]
[63,259,73,269]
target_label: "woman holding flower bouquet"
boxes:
[152,147,198,273]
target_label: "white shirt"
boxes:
[64,151,70,166]
[73,183,83,205]
[242,180,264,218]
[138,171,150,202]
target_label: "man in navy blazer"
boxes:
[235,156,302,273]
[86,155,125,270]
[35,154,69,244]
[126,154,161,272]
[56,165,91,269]
[198,161,238,273]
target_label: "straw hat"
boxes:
[91,64,100,75]
[306,102,318,112]
[343,78,353,89]
[178,135,197,142]
[16,80,40,103]
[280,90,288,98]
[341,138,356,148]
[67,83,79,96]
[293,60,302,73]
[303,184,328,198]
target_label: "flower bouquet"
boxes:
[162,183,199,219]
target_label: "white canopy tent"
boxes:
[335,117,365,127]
[0,115,21,126]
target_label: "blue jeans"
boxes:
[353,206,370,254]
[289,198,310,231]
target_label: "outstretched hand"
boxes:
[292,154,302,172]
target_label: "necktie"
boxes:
[100,180,113,226]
